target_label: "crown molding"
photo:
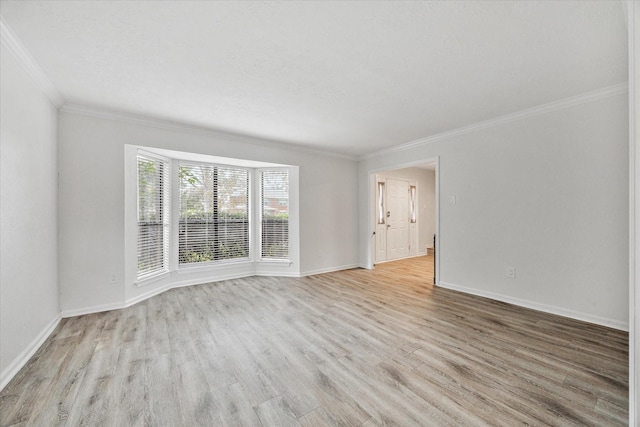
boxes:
[0,15,64,108]
[360,82,629,161]
[59,103,358,162]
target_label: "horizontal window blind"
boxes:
[179,163,249,264]
[137,153,169,279]
[261,170,289,259]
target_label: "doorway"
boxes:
[370,159,439,283]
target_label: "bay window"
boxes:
[132,147,294,287]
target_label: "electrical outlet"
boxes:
[109,273,118,283]
[506,267,516,278]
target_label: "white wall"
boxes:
[57,110,359,314]
[375,167,436,255]
[360,91,629,329]
[0,44,59,387]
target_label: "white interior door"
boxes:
[386,179,408,260]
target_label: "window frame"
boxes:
[259,168,290,261]
[377,181,386,225]
[409,185,417,223]
[136,150,170,281]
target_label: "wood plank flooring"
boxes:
[0,256,629,426]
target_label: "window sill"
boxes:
[135,270,170,288]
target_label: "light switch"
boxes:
[449,195,456,204]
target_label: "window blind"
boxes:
[179,163,249,264]
[261,170,289,259]
[137,153,169,279]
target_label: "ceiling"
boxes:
[0,1,628,158]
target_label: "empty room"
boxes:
[1,1,638,426]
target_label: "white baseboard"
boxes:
[64,265,353,319]
[299,264,360,277]
[171,272,255,289]
[437,281,628,331]
[60,301,125,318]
[255,271,301,278]
[375,253,426,265]
[1,315,61,391]
[126,282,173,307]
[127,270,305,306]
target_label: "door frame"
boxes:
[627,1,638,422]
[367,156,440,284]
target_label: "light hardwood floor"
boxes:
[0,256,628,426]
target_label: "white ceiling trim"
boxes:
[60,103,358,162]
[61,81,628,163]
[0,15,63,108]
[361,82,629,161]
